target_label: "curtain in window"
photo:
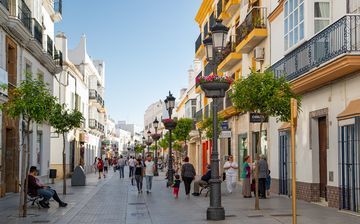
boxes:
[314,2,330,33]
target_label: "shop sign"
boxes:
[250,113,268,123]
[220,130,232,138]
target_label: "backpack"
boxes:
[97,160,103,169]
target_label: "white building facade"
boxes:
[0,0,63,196]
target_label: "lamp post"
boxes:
[152,117,160,176]
[142,136,146,159]
[146,130,152,156]
[164,91,176,186]
[202,19,229,221]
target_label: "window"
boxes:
[314,2,330,33]
[284,0,305,50]
[348,0,360,13]
[37,70,44,82]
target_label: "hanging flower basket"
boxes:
[200,82,230,98]
[151,133,161,141]
[196,75,232,98]
[162,118,177,130]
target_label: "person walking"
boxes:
[104,158,109,174]
[241,156,252,198]
[97,158,104,179]
[223,155,238,194]
[172,174,181,199]
[134,159,144,194]
[112,156,118,172]
[117,155,126,178]
[258,154,269,199]
[181,157,196,198]
[144,155,155,193]
[93,157,98,174]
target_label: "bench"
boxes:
[27,194,43,208]
[199,184,210,197]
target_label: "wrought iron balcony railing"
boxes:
[0,0,8,10]
[272,15,360,81]
[54,0,62,14]
[235,7,267,46]
[18,0,31,33]
[54,49,63,67]
[47,35,53,56]
[89,89,98,99]
[33,18,43,45]
[220,35,237,60]
[195,33,202,53]
[89,119,98,129]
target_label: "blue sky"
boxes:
[56,0,201,127]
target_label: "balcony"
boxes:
[54,49,63,67]
[89,119,98,129]
[218,35,242,72]
[0,0,8,24]
[219,0,241,24]
[272,15,360,94]
[204,62,214,76]
[47,35,53,56]
[32,18,42,46]
[235,7,267,53]
[195,108,203,123]
[195,33,205,59]
[89,89,105,108]
[195,71,203,93]
[18,0,31,34]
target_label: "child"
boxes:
[172,174,181,199]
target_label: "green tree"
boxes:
[158,132,169,150]
[173,118,194,156]
[4,73,56,217]
[49,103,84,195]
[200,115,223,139]
[230,69,301,210]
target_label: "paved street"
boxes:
[0,168,359,224]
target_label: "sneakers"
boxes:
[192,193,200,196]
[59,202,68,207]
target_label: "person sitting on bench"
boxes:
[28,166,67,208]
[192,164,211,196]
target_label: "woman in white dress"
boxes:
[223,155,238,194]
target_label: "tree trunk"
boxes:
[18,125,26,216]
[254,118,263,210]
[22,119,31,217]
[62,133,66,195]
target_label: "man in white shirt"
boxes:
[144,155,155,193]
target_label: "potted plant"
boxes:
[162,118,177,130]
[196,74,233,98]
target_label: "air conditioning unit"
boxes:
[254,47,265,61]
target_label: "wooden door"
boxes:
[5,128,16,192]
[202,142,207,175]
[318,117,327,199]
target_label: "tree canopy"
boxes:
[173,118,194,142]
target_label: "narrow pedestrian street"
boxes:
[1,168,359,224]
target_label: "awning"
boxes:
[337,99,360,120]
[278,122,291,130]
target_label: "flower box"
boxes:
[200,82,230,98]
[162,119,177,130]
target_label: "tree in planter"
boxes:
[49,103,84,195]
[4,74,56,217]
[173,118,194,157]
[230,69,301,210]
[200,115,223,139]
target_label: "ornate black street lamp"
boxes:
[152,117,160,176]
[163,91,176,186]
[146,130,152,156]
[142,136,146,159]
[201,19,229,221]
